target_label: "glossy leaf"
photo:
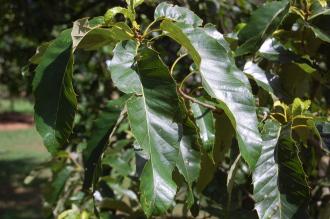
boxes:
[175,110,201,207]
[243,61,275,96]
[236,0,289,56]
[161,20,262,169]
[107,40,142,94]
[191,102,215,156]
[83,95,130,189]
[155,2,203,26]
[126,47,180,217]
[33,29,76,155]
[253,120,309,219]
[196,111,234,193]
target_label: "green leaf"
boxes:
[102,149,135,176]
[126,0,144,8]
[227,153,241,204]
[309,25,330,43]
[107,40,142,94]
[161,20,262,169]
[83,95,130,190]
[46,166,73,205]
[29,42,51,64]
[32,29,76,155]
[315,121,330,152]
[191,102,215,156]
[195,111,234,193]
[154,2,203,26]
[104,7,135,23]
[175,114,201,208]
[243,61,275,96]
[126,47,180,217]
[236,0,289,56]
[72,18,133,51]
[253,120,309,219]
[258,38,299,63]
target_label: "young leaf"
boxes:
[154,2,203,26]
[253,120,309,219]
[104,7,135,24]
[126,0,144,8]
[236,0,289,56]
[126,47,181,217]
[33,29,76,155]
[83,95,130,190]
[161,20,262,169]
[107,40,142,94]
[72,17,133,51]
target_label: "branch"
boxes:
[178,87,223,114]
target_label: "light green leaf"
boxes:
[253,120,309,219]
[291,98,311,116]
[32,29,76,155]
[83,95,130,189]
[126,47,180,217]
[236,0,289,56]
[107,40,142,94]
[155,2,203,26]
[102,149,135,177]
[309,25,330,43]
[161,20,262,169]
[191,102,215,156]
[104,7,135,23]
[72,18,133,51]
[126,0,144,8]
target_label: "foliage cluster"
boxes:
[28,0,330,218]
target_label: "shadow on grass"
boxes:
[0,158,48,219]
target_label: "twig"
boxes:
[170,53,188,75]
[178,87,223,114]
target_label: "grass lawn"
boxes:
[0,128,50,219]
[0,98,34,115]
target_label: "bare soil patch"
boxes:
[0,112,33,131]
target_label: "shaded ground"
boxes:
[0,118,50,218]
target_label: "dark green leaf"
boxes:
[154,2,203,26]
[107,40,142,94]
[46,166,72,205]
[175,114,201,207]
[236,0,289,56]
[83,95,130,190]
[126,47,180,217]
[253,120,309,219]
[161,20,262,169]
[33,29,76,155]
